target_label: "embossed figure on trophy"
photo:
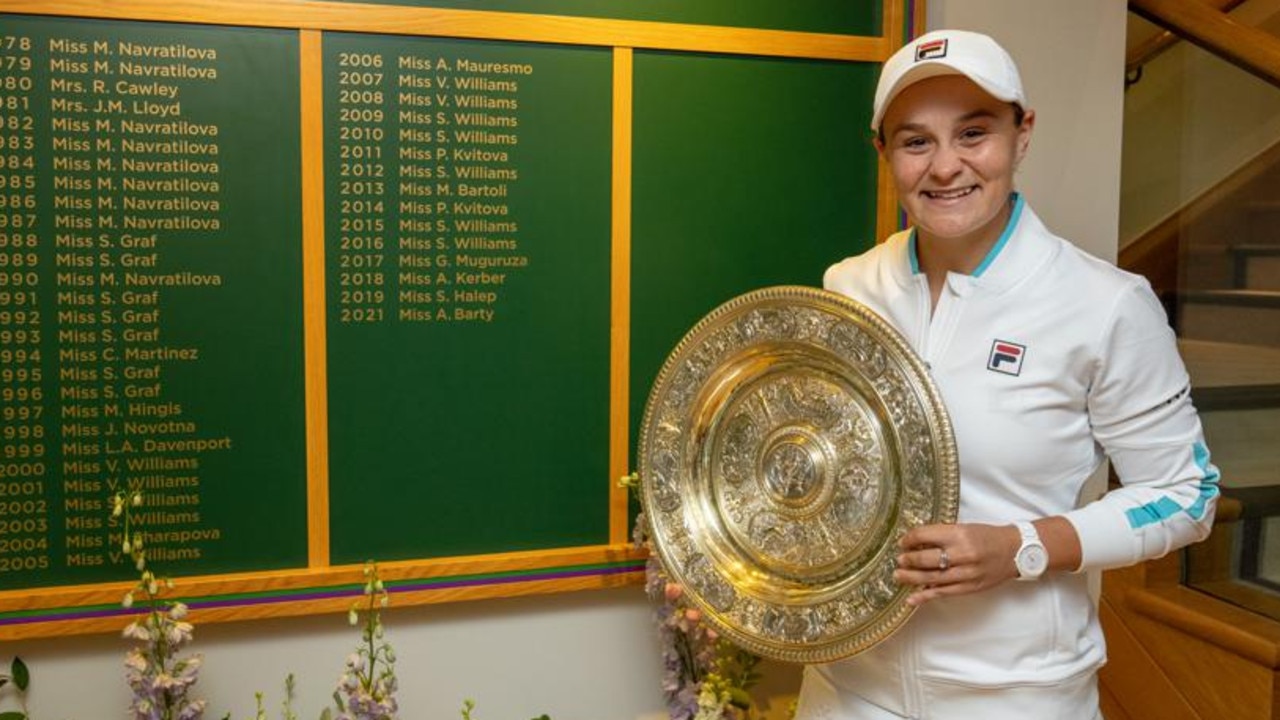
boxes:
[765,440,818,504]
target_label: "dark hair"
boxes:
[876,101,1026,145]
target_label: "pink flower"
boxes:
[664,582,684,602]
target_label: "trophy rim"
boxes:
[637,285,959,663]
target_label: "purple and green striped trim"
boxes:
[904,1,919,46]
[0,558,646,628]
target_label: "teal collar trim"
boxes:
[972,192,1024,278]
[906,192,1024,277]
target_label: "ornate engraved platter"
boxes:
[638,286,959,663]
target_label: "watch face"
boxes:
[1019,545,1048,576]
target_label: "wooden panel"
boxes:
[873,0,906,243]
[1125,594,1275,719]
[1126,583,1280,669]
[0,543,646,639]
[1102,554,1280,719]
[4,0,891,62]
[609,46,632,544]
[300,29,331,568]
[1098,680,1133,720]
[1099,597,1201,720]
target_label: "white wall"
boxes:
[927,0,1128,261]
[2,5,1129,719]
[4,588,669,720]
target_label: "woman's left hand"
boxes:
[893,522,1022,606]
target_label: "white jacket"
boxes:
[798,196,1219,719]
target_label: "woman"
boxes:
[796,29,1219,719]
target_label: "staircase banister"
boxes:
[1130,0,1280,88]
[1125,0,1245,74]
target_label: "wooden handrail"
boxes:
[1130,0,1280,88]
[1124,0,1244,75]
[1118,135,1280,292]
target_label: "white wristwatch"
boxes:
[1013,521,1048,581]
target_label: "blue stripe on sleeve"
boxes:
[1186,441,1221,521]
[1126,497,1183,529]
[1125,442,1221,528]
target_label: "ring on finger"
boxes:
[937,548,949,571]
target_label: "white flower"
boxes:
[124,649,148,673]
[122,621,150,641]
[166,620,194,647]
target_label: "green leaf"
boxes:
[0,677,7,690]
[10,657,28,692]
[0,711,28,720]
[318,710,332,720]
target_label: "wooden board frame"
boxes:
[0,0,919,639]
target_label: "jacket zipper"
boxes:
[905,275,931,719]
[916,276,933,367]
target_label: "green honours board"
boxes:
[629,51,879,456]
[0,16,308,590]
[0,0,898,627]
[325,0,882,36]
[322,34,613,562]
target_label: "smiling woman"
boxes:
[875,43,1034,306]
[798,29,1220,720]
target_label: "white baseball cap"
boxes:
[871,29,1026,133]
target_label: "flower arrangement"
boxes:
[323,562,399,720]
[643,555,762,720]
[113,490,209,720]
[623,474,763,720]
[0,488,602,719]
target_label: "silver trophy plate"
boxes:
[638,286,959,663]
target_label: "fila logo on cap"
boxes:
[915,38,948,62]
[987,339,1026,376]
